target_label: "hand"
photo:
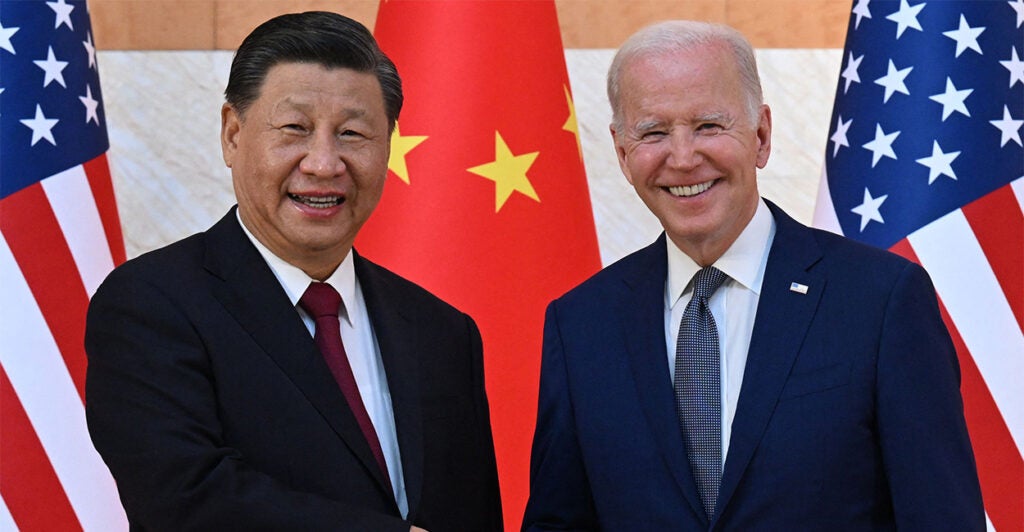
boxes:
[410,527,428,532]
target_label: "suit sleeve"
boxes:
[522,302,599,531]
[875,261,985,530]
[84,268,410,532]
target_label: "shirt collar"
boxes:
[666,198,776,306]
[236,211,357,324]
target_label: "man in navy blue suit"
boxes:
[523,20,983,531]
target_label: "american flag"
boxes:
[813,1,1024,530]
[0,0,127,529]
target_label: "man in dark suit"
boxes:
[85,12,501,531]
[523,20,983,531]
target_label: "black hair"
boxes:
[224,11,402,130]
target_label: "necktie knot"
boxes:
[692,267,727,302]
[300,282,342,320]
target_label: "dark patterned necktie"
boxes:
[674,266,727,519]
[300,282,391,485]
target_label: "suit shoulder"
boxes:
[552,240,662,307]
[98,231,208,292]
[808,226,921,278]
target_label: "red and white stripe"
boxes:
[0,154,128,531]
[815,173,1024,532]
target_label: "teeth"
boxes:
[668,180,716,198]
[290,194,342,208]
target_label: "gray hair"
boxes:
[607,20,763,132]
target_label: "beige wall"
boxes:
[90,0,850,50]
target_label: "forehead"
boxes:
[618,44,744,116]
[255,62,383,109]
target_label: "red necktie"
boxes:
[299,282,391,484]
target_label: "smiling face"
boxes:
[221,62,391,280]
[612,41,771,265]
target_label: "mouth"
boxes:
[288,193,344,209]
[666,179,718,198]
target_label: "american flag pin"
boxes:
[789,282,809,294]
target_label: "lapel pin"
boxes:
[789,282,809,294]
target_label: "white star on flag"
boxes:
[915,141,960,184]
[80,85,99,125]
[841,53,863,93]
[886,0,926,39]
[33,46,68,88]
[851,188,888,231]
[0,21,19,54]
[46,0,75,30]
[989,105,1023,147]
[83,31,96,68]
[20,104,59,146]
[863,123,901,167]
[1000,47,1024,88]
[853,0,872,29]
[1010,0,1024,27]
[942,15,985,57]
[929,78,972,121]
[874,59,913,103]
[831,115,853,156]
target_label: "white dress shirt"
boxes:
[665,198,776,463]
[237,214,408,517]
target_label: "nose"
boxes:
[666,131,702,171]
[299,133,346,178]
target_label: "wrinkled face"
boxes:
[612,43,771,262]
[221,62,390,279]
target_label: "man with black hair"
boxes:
[85,12,502,531]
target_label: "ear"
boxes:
[220,103,240,168]
[754,104,772,169]
[610,123,635,185]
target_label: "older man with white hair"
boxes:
[524,20,983,531]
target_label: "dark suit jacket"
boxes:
[523,201,983,531]
[85,208,502,531]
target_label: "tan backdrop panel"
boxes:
[727,0,850,48]
[90,0,217,49]
[214,0,380,50]
[90,0,850,50]
[556,0,727,47]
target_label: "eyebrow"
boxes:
[632,120,664,134]
[696,111,733,124]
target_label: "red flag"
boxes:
[360,1,602,527]
[0,0,127,529]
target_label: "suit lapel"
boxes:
[621,236,709,522]
[354,254,424,519]
[202,209,395,501]
[714,202,825,523]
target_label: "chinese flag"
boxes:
[359,1,602,528]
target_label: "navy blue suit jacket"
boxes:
[524,201,983,531]
[85,208,502,531]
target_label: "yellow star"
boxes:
[562,85,583,162]
[388,122,428,184]
[467,131,540,212]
